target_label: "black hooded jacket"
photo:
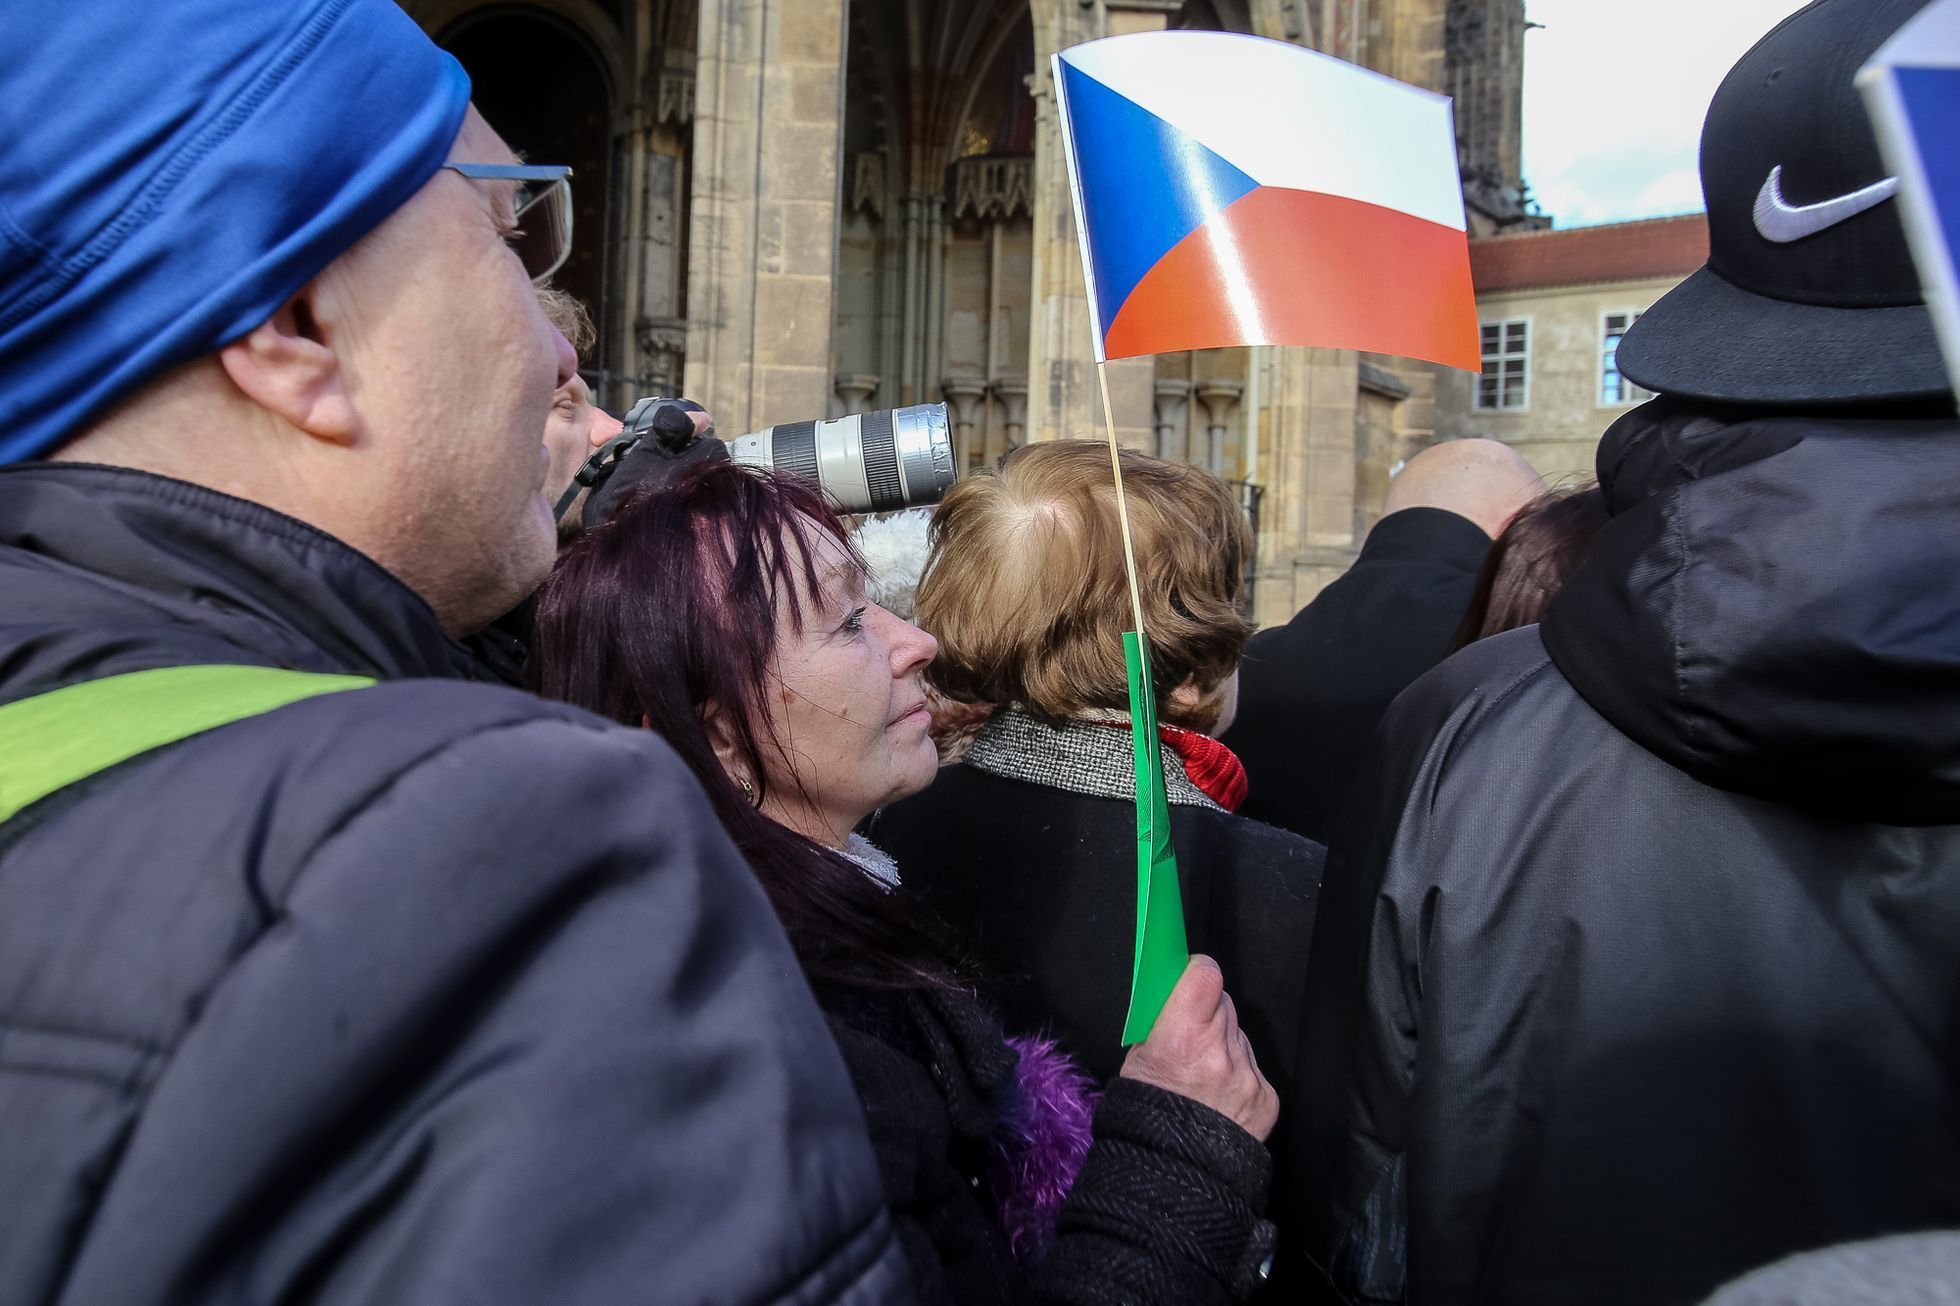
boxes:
[0,464,909,1304]
[1286,397,1960,1305]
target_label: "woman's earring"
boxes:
[738,774,756,804]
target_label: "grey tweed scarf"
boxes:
[961,705,1222,812]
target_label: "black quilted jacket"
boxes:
[0,463,909,1305]
[1286,397,1960,1305]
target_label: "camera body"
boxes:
[565,400,957,528]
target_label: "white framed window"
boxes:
[1600,310,1653,406]
[1476,319,1530,411]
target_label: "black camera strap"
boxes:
[558,397,725,531]
[555,431,640,521]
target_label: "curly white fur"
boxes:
[850,507,934,621]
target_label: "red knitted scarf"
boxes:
[1090,719,1249,812]
[1159,725,1248,812]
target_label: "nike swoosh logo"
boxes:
[1753,165,1899,243]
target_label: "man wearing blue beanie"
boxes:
[0,2,909,1301]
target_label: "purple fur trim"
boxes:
[992,1034,1101,1262]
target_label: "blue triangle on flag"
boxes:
[1059,60,1260,339]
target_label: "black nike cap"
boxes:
[1617,0,1947,404]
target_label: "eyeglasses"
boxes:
[441,163,574,284]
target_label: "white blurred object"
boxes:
[851,508,934,622]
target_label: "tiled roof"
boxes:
[1470,214,1709,294]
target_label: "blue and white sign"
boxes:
[1860,0,1960,390]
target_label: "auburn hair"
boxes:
[1453,483,1610,649]
[529,459,954,991]
[918,440,1253,730]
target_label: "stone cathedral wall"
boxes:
[404,0,1524,627]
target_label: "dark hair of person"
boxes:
[529,459,956,992]
[1453,484,1611,650]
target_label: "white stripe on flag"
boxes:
[1059,30,1467,233]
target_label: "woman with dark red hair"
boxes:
[529,459,1281,1305]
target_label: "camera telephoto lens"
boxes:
[571,399,958,529]
[728,404,956,514]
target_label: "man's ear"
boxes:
[216,287,364,446]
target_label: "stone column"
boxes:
[635,316,690,397]
[1248,344,1362,628]
[1359,350,1439,536]
[1195,381,1244,475]
[1373,0,1450,89]
[835,373,879,417]
[923,198,949,406]
[899,195,925,405]
[1249,0,1317,47]
[1026,0,1158,447]
[1151,378,1191,463]
[624,48,695,403]
[941,376,988,471]
[991,376,1028,456]
[685,0,847,433]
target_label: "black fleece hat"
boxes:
[1617,0,1947,403]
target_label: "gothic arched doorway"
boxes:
[834,0,1037,470]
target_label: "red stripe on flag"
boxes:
[1104,186,1481,370]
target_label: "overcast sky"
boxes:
[1521,0,1811,228]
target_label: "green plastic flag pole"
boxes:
[1119,629,1189,1044]
[1059,69,1187,1044]
[1090,364,1191,1046]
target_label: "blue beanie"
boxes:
[0,0,472,462]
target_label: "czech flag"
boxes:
[1053,31,1480,370]
[1860,0,1960,389]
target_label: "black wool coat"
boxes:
[868,710,1322,1101]
[0,464,906,1304]
[1221,506,1489,846]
